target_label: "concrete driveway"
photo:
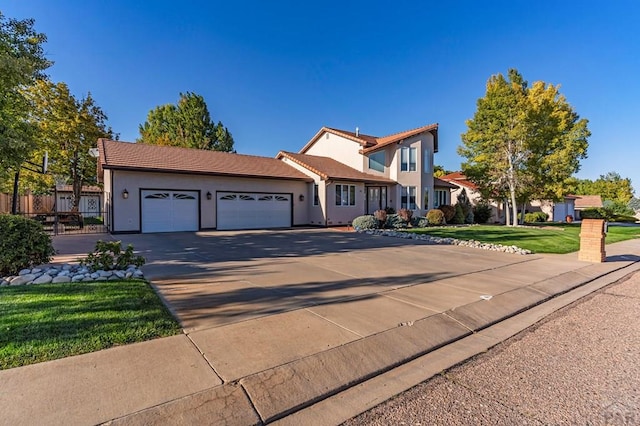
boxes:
[33,229,639,424]
[114,228,551,333]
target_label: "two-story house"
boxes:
[98,123,446,233]
[277,124,440,226]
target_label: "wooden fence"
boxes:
[1,193,57,214]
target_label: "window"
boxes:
[368,152,385,172]
[400,147,417,172]
[401,186,417,210]
[434,190,447,208]
[335,184,356,206]
[424,149,431,173]
[313,184,319,206]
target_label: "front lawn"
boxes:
[0,280,181,370]
[407,223,640,254]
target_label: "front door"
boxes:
[367,187,387,214]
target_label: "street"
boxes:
[345,271,640,425]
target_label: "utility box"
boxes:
[578,219,606,262]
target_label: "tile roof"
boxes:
[277,151,397,184]
[97,139,313,182]
[439,172,479,190]
[299,123,439,154]
[572,195,604,209]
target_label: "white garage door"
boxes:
[141,190,199,233]
[217,192,292,230]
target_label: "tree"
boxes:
[433,165,452,178]
[0,12,51,211]
[25,80,114,210]
[138,92,234,152]
[571,172,633,204]
[459,69,590,226]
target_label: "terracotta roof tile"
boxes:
[439,172,479,190]
[277,151,397,184]
[299,123,439,154]
[573,195,604,209]
[98,139,313,181]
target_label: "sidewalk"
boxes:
[1,238,639,426]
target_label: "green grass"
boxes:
[407,223,640,254]
[0,280,181,370]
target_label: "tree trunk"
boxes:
[505,199,511,226]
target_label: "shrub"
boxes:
[79,240,145,272]
[465,209,475,224]
[352,215,378,230]
[473,202,492,224]
[398,208,413,223]
[385,214,406,229]
[580,208,603,219]
[373,209,387,227]
[524,212,548,223]
[438,205,455,222]
[426,209,445,225]
[413,217,430,228]
[384,206,396,214]
[451,203,465,224]
[0,215,55,276]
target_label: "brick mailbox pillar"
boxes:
[578,218,606,262]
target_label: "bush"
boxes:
[352,215,378,230]
[438,205,455,222]
[384,207,396,214]
[451,204,465,224]
[0,215,55,276]
[373,209,387,228]
[580,208,605,219]
[426,209,445,225]
[413,217,430,228]
[79,240,145,272]
[385,213,406,229]
[398,208,413,223]
[473,202,492,224]
[524,212,548,223]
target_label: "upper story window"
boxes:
[335,184,356,206]
[400,147,417,172]
[424,149,431,173]
[368,152,385,173]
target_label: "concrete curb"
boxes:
[106,259,640,425]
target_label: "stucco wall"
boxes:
[325,181,366,225]
[110,170,309,232]
[304,132,364,171]
[279,157,326,225]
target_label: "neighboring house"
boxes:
[440,171,580,223]
[439,172,504,223]
[572,195,603,219]
[98,123,445,233]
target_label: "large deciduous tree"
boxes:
[459,69,590,225]
[26,80,114,210]
[138,92,234,152]
[0,12,51,210]
[566,172,634,204]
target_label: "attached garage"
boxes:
[217,192,292,230]
[141,190,199,233]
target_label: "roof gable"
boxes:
[572,195,604,209]
[299,123,439,155]
[439,172,479,190]
[277,151,396,184]
[98,139,313,181]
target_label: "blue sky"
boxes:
[4,1,639,193]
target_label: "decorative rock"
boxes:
[115,271,125,278]
[58,270,69,277]
[62,264,72,270]
[11,274,36,285]
[90,272,100,279]
[31,268,42,274]
[125,272,133,279]
[71,275,84,282]
[82,277,94,282]
[32,274,53,284]
[52,275,71,283]
[108,276,120,281]
[18,269,32,276]
[95,276,107,281]
[99,270,113,278]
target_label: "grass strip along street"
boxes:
[0,280,181,370]
[408,224,640,254]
